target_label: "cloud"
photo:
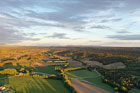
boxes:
[89,40,101,42]
[117,31,130,33]
[102,41,140,47]
[0,26,40,44]
[47,33,70,39]
[0,0,139,32]
[0,0,140,46]
[107,34,140,40]
[90,25,111,29]
[101,18,122,23]
[46,33,82,40]
[31,43,62,46]
[122,0,140,11]
[0,0,121,32]
[71,38,81,40]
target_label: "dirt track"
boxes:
[71,78,112,93]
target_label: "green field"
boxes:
[34,66,59,74]
[0,77,9,86]
[1,63,33,71]
[0,74,7,78]
[129,89,140,93]
[2,63,21,69]
[66,69,100,79]
[66,69,114,91]
[84,76,114,91]
[0,76,70,93]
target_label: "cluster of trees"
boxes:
[60,70,71,86]
[54,60,67,63]
[47,60,67,63]
[55,66,62,71]
[96,66,140,92]
[63,67,84,72]
[32,74,48,79]
[88,54,134,65]
[47,52,55,59]
[0,68,18,75]
[60,69,77,93]
[0,58,15,62]
[55,66,84,74]
[64,63,69,67]
[16,72,30,77]
[102,76,128,92]
[17,69,50,79]
[46,52,69,65]
[0,68,50,79]
[53,47,140,92]
[55,47,140,63]
[0,46,50,67]
[54,66,81,93]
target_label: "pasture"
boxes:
[34,66,59,74]
[0,76,70,93]
[129,89,140,93]
[66,69,114,91]
[66,69,100,79]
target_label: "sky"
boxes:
[0,0,140,47]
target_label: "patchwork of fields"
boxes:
[1,46,140,93]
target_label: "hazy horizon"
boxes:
[0,0,140,47]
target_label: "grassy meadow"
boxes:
[129,89,140,93]
[34,66,60,74]
[0,76,70,93]
[66,69,100,79]
[66,69,114,91]
[84,76,114,91]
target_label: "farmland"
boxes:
[66,69,100,79]
[54,47,140,92]
[0,46,49,67]
[0,46,78,93]
[0,46,140,93]
[1,0,140,92]
[129,89,140,93]
[0,76,70,93]
[66,69,114,91]
[34,66,59,74]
